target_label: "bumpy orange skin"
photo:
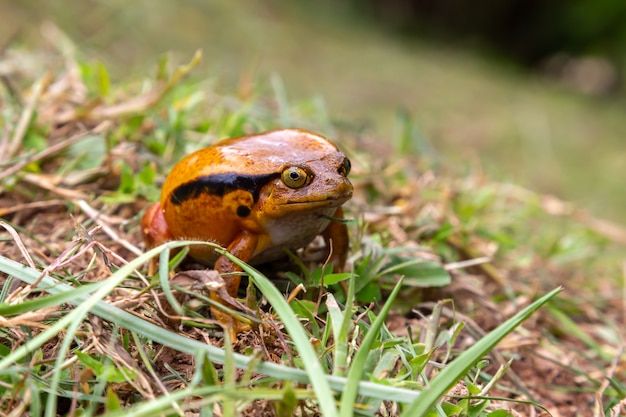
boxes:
[141,128,353,334]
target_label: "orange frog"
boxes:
[141,129,353,334]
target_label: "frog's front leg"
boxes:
[211,230,258,337]
[141,202,172,275]
[322,206,350,272]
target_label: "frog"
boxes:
[141,128,353,335]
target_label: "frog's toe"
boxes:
[211,306,252,341]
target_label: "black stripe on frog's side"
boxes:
[169,172,280,205]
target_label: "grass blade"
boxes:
[339,278,404,417]
[220,249,339,417]
[401,286,562,416]
[0,282,101,316]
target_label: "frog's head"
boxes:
[259,152,352,215]
[253,131,353,217]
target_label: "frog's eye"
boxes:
[339,157,351,177]
[281,166,310,189]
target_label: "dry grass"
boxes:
[1,29,625,416]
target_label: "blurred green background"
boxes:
[2,0,625,224]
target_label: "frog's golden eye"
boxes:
[339,157,351,177]
[281,166,310,189]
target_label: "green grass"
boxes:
[0,33,625,416]
[0,247,561,416]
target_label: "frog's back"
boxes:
[161,129,339,202]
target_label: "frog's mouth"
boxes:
[280,192,352,209]
[268,177,353,211]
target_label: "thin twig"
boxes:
[76,199,143,256]
[0,199,66,217]
[445,256,491,271]
[0,123,10,160]
[0,220,36,269]
[594,345,624,417]
[21,173,89,200]
[446,235,507,286]
[4,71,52,159]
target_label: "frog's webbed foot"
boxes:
[160,270,253,338]
[210,305,252,340]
